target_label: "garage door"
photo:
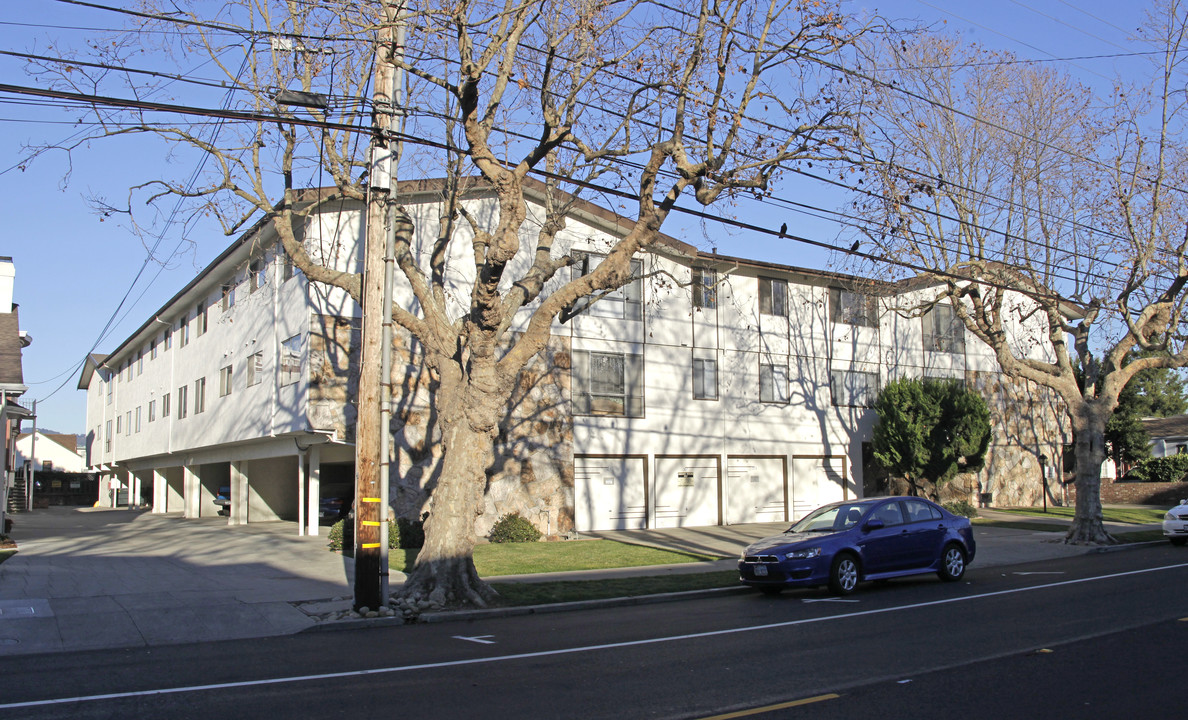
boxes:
[653,458,719,528]
[791,456,848,520]
[725,457,786,524]
[574,457,647,532]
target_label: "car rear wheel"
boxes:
[938,543,966,581]
[828,553,859,595]
[1170,537,1187,547]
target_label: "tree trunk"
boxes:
[398,417,500,610]
[1066,414,1117,545]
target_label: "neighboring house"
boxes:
[15,431,86,473]
[1141,415,1188,458]
[0,257,33,524]
[78,181,1066,536]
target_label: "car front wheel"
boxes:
[938,543,966,581]
[828,553,859,595]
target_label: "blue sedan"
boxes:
[738,496,976,595]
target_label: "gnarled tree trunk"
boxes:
[1066,409,1116,545]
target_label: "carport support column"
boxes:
[229,461,248,526]
[296,451,307,537]
[183,465,201,519]
[129,472,141,508]
[152,469,166,514]
[306,445,321,537]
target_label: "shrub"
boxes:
[488,512,542,543]
[397,517,425,548]
[326,518,400,553]
[942,500,978,518]
[1123,454,1188,483]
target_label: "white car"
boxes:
[1164,500,1188,546]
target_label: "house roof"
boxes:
[17,431,80,455]
[0,306,25,389]
[76,353,109,391]
[1141,415,1188,440]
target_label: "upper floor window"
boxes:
[105,420,112,452]
[137,350,143,376]
[195,301,208,337]
[250,259,266,293]
[194,377,206,414]
[219,365,233,397]
[759,362,790,403]
[178,314,190,347]
[162,392,171,419]
[164,326,173,350]
[177,385,188,419]
[693,356,718,400]
[221,282,236,311]
[692,268,717,310]
[568,252,643,321]
[923,304,965,354]
[150,338,157,360]
[247,351,264,387]
[831,369,879,407]
[280,335,302,386]
[106,375,112,404]
[759,277,787,316]
[572,350,644,417]
[148,400,156,423]
[135,406,141,433]
[830,288,878,328]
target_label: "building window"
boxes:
[283,250,296,281]
[177,385,188,419]
[923,304,965,354]
[759,277,788,316]
[280,335,302,386]
[162,392,171,419]
[194,377,206,414]
[43,460,53,470]
[250,259,265,293]
[829,288,878,328]
[568,252,643,320]
[219,365,233,397]
[150,338,158,360]
[106,376,112,404]
[831,369,879,407]
[116,415,122,434]
[137,351,144,375]
[221,282,236,311]
[125,410,131,434]
[164,327,173,350]
[693,356,718,400]
[759,363,790,403]
[135,406,141,433]
[247,351,264,387]
[179,314,190,347]
[195,301,208,337]
[572,350,644,417]
[693,268,717,310]
[105,420,112,451]
[148,400,156,423]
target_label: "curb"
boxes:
[298,584,751,633]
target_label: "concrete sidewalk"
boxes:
[0,505,1165,657]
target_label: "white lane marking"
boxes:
[4,560,1188,711]
[801,598,860,604]
[453,635,496,644]
[1012,572,1066,576]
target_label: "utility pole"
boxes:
[354,8,401,612]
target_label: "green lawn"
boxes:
[490,570,741,606]
[0,548,15,566]
[991,506,1166,525]
[388,539,719,576]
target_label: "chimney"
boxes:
[0,257,12,314]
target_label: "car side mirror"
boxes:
[864,518,885,531]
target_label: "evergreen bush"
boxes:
[326,517,400,553]
[1123,454,1188,483]
[942,500,979,518]
[488,512,542,543]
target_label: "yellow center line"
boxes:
[695,694,841,719]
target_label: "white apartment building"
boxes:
[79,180,1066,536]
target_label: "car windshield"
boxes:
[787,503,869,533]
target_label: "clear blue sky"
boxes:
[0,0,1156,432]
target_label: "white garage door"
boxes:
[791,456,848,520]
[653,458,719,528]
[574,457,647,531]
[725,457,786,525]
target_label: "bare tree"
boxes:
[33,0,879,606]
[852,5,1188,544]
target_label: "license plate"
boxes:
[754,565,768,577]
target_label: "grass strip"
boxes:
[0,548,16,566]
[387,539,718,576]
[991,506,1166,525]
[489,570,741,606]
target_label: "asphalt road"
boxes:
[1,544,1185,720]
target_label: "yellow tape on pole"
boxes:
[361,520,381,527]
[361,543,381,549]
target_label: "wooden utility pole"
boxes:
[354,17,399,612]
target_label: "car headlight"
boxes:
[785,547,821,560]
[1168,512,1183,522]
